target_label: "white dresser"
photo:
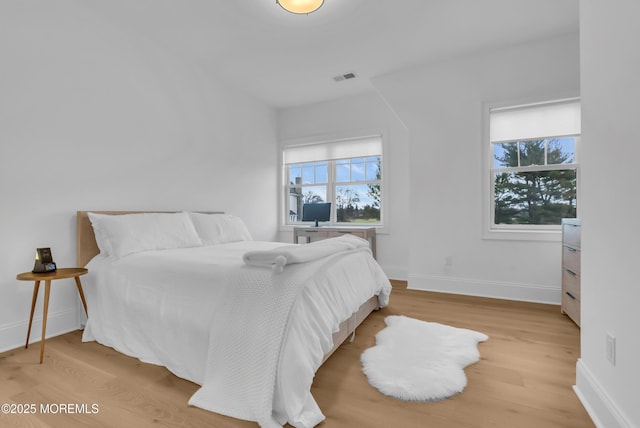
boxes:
[561,218,581,326]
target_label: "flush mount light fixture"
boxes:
[277,0,324,15]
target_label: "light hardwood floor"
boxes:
[0,281,594,428]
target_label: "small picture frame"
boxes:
[37,248,53,264]
[33,247,57,273]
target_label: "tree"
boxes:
[336,188,360,222]
[366,159,381,208]
[363,158,381,221]
[494,139,576,225]
[303,191,324,204]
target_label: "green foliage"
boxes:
[494,139,576,225]
[336,187,380,222]
[336,187,360,222]
[366,159,381,209]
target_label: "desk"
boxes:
[293,226,377,259]
[17,267,88,363]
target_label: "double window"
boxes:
[283,135,383,226]
[489,99,580,232]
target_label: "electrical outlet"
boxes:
[444,256,453,267]
[606,333,616,366]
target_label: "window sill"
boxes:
[482,227,561,242]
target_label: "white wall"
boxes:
[277,92,410,279]
[372,34,580,303]
[0,2,278,352]
[575,1,640,427]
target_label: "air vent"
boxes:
[333,72,357,82]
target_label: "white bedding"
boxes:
[242,234,369,272]
[82,240,391,427]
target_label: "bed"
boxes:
[76,211,391,428]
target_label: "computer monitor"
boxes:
[302,202,331,227]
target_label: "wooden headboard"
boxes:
[76,211,222,267]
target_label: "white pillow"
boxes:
[188,212,252,245]
[88,212,202,258]
[88,212,114,256]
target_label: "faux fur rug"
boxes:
[361,315,488,401]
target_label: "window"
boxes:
[488,99,580,233]
[283,135,383,226]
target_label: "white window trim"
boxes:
[279,129,389,234]
[481,97,580,242]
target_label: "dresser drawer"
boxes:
[328,230,366,238]
[562,222,581,249]
[562,267,581,300]
[562,246,581,273]
[562,291,581,326]
[298,229,329,238]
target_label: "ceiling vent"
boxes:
[333,72,357,82]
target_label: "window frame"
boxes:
[482,97,580,241]
[280,131,387,231]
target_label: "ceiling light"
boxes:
[277,0,324,15]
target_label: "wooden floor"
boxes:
[0,281,594,428]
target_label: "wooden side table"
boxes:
[16,267,88,364]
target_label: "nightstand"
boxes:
[17,267,88,363]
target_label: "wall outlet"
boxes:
[606,332,616,366]
[444,255,453,267]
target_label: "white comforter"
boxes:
[82,240,391,427]
[242,234,369,271]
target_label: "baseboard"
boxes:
[574,359,633,428]
[0,309,80,354]
[380,264,408,282]
[407,273,560,304]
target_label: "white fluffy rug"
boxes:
[361,315,488,401]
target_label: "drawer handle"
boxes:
[565,268,577,276]
[565,291,576,300]
[338,231,352,234]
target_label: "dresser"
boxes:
[293,226,377,259]
[561,218,581,326]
